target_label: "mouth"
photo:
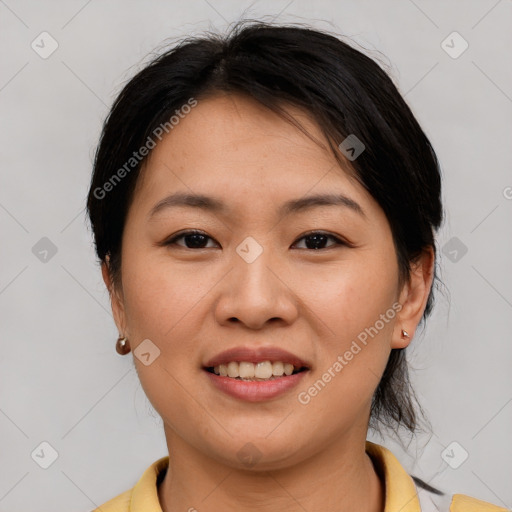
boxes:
[202,347,310,402]
[202,346,311,401]
[204,361,309,381]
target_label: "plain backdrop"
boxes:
[1,1,511,510]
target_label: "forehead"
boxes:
[131,93,375,219]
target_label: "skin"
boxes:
[102,93,434,512]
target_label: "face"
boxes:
[105,93,429,470]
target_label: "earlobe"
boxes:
[101,259,112,292]
[101,260,127,337]
[391,247,435,349]
[391,326,414,348]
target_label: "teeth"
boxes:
[284,363,294,376]
[272,361,284,376]
[239,362,255,379]
[255,361,273,379]
[213,361,302,380]
[227,361,239,378]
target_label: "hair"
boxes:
[86,20,443,444]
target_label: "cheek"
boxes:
[299,249,399,406]
[121,247,207,344]
[305,252,399,344]
[295,272,397,432]
[119,251,209,428]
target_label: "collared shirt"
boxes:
[93,441,508,511]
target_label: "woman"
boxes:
[87,21,507,512]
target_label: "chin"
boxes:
[205,434,309,472]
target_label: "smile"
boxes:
[203,362,309,402]
[206,360,307,381]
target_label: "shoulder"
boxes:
[414,478,509,512]
[450,493,510,512]
[365,442,508,512]
[91,488,132,512]
[90,455,169,511]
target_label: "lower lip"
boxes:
[204,369,308,402]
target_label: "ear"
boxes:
[392,247,435,349]
[101,259,128,337]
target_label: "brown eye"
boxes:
[293,231,346,250]
[165,230,218,249]
[164,230,348,251]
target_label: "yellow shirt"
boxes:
[93,441,508,511]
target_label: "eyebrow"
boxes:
[148,191,365,220]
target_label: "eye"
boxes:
[164,230,218,249]
[292,231,347,250]
[164,230,348,251]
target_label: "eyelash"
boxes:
[163,229,351,250]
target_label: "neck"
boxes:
[157,428,384,512]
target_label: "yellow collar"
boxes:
[96,440,508,511]
[365,440,421,511]
[126,440,420,511]
[130,454,168,511]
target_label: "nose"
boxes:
[214,239,299,330]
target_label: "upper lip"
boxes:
[204,346,310,369]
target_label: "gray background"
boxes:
[1,0,511,510]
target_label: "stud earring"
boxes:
[401,329,410,339]
[116,335,131,355]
